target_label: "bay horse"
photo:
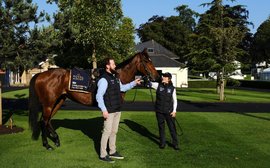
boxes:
[29,49,160,150]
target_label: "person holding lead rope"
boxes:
[149,72,179,150]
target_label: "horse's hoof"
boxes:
[47,146,53,150]
[43,144,53,150]
[55,142,60,147]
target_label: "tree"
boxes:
[137,5,198,62]
[0,0,45,72]
[47,0,92,69]
[174,5,198,31]
[28,26,60,66]
[49,0,135,68]
[70,0,125,68]
[137,15,185,58]
[137,15,166,43]
[251,17,270,67]
[190,0,250,101]
[113,17,136,63]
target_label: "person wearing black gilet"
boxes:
[150,72,179,150]
[96,58,141,163]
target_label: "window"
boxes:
[147,48,154,53]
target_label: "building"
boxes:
[2,58,58,86]
[259,67,270,80]
[136,40,188,88]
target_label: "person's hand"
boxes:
[134,78,141,85]
[170,111,176,118]
[102,111,109,120]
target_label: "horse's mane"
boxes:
[116,49,149,70]
[116,53,139,69]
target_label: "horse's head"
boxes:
[136,48,160,82]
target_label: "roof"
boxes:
[262,68,270,72]
[135,40,179,59]
[135,40,185,68]
[150,55,184,68]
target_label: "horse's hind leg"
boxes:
[47,121,60,147]
[41,106,60,150]
[40,98,66,150]
[46,98,66,148]
[40,118,53,150]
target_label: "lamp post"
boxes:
[0,44,3,125]
[0,81,2,125]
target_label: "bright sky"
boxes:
[33,0,270,37]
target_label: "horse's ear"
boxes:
[142,48,148,55]
[141,48,150,59]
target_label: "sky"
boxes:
[33,0,270,41]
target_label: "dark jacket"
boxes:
[155,83,175,113]
[102,72,122,113]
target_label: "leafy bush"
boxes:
[226,78,240,87]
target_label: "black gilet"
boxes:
[155,83,175,113]
[102,72,121,113]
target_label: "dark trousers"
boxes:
[156,112,178,146]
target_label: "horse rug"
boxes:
[69,68,92,93]
[69,68,104,93]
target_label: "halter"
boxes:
[138,53,154,81]
[128,53,156,104]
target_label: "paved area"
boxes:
[60,100,270,113]
[1,86,270,113]
[3,98,270,113]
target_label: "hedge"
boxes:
[188,80,216,88]
[188,79,270,89]
[238,80,270,89]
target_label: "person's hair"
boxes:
[168,78,173,85]
[104,57,114,68]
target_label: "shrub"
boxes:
[188,80,216,88]
[226,78,240,87]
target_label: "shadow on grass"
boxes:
[178,99,220,110]
[1,109,28,125]
[14,94,27,99]
[2,98,29,112]
[177,89,217,94]
[52,118,160,155]
[52,117,103,155]
[1,109,14,125]
[123,119,159,146]
[235,112,270,121]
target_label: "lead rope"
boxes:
[124,86,138,104]
[174,117,184,136]
[131,87,138,103]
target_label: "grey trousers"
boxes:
[100,112,121,158]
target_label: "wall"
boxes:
[156,67,188,88]
[8,59,58,86]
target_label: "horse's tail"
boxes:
[28,74,41,140]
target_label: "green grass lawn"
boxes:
[0,111,270,168]
[3,87,270,103]
[127,87,270,103]
[178,88,270,103]
[1,88,29,99]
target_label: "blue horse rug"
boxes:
[69,68,91,93]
